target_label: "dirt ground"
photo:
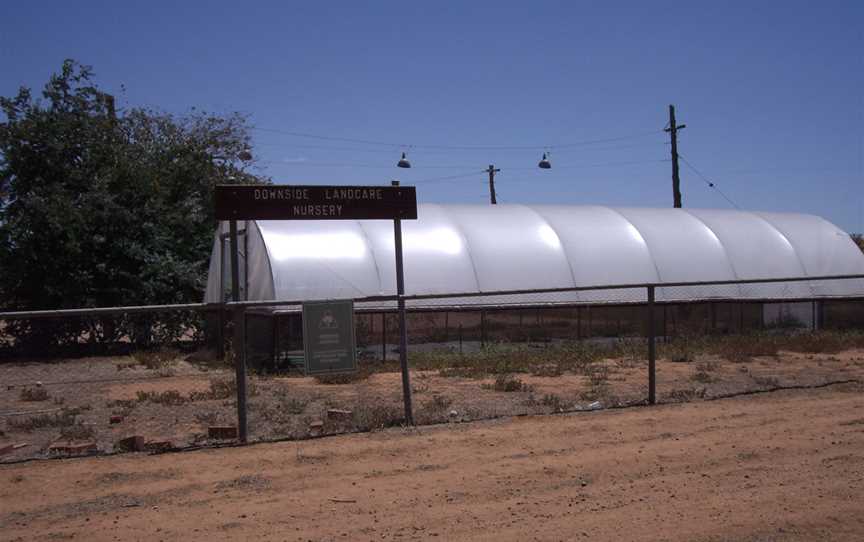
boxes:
[2,347,864,462]
[1,383,863,541]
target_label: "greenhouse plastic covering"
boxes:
[204,204,864,307]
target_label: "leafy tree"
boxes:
[852,233,864,255]
[0,60,265,351]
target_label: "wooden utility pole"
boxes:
[486,164,500,205]
[664,105,686,208]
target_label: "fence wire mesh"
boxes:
[2,276,863,462]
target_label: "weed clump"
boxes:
[531,364,563,377]
[136,389,187,405]
[188,377,258,401]
[751,375,780,388]
[426,394,453,410]
[662,336,698,363]
[528,393,567,411]
[352,398,403,431]
[60,422,96,441]
[691,360,719,383]
[7,409,79,431]
[19,387,50,402]
[314,369,371,385]
[483,374,532,393]
[133,349,178,370]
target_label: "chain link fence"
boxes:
[2,276,863,462]
[0,306,239,461]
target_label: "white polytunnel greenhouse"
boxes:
[204,204,864,308]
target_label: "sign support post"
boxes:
[392,180,414,425]
[229,220,249,443]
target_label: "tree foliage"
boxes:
[852,233,864,255]
[0,60,265,350]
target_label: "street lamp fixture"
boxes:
[538,152,551,169]
[397,152,411,168]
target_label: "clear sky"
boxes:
[2,1,862,232]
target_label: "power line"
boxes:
[498,158,668,172]
[258,160,481,170]
[678,154,741,209]
[251,139,666,155]
[411,170,489,184]
[257,158,666,173]
[251,127,664,151]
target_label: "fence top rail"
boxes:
[0,302,210,320]
[1,273,863,319]
[224,273,864,310]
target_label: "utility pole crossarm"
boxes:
[665,105,686,208]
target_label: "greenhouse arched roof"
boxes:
[204,204,864,306]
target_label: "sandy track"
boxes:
[2,384,863,541]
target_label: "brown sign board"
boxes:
[214,184,417,221]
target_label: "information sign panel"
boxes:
[302,299,357,375]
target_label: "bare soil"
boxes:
[2,383,864,541]
[2,348,864,462]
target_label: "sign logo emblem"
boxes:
[318,310,338,330]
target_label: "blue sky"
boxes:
[2,1,862,232]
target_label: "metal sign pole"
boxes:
[392,180,414,425]
[229,220,249,442]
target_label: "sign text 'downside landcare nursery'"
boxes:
[214,184,417,220]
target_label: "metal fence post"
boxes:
[811,301,817,331]
[647,285,656,405]
[381,312,387,362]
[576,306,582,341]
[216,304,225,359]
[234,305,248,442]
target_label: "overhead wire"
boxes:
[678,154,741,209]
[251,139,667,155]
[258,160,482,170]
[410,170,489,184]
[251,127,665,151]
[498,158,668,172]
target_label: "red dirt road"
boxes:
[2,384,864,541]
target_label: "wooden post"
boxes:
[486,165,500,205]
[665,104,685,208]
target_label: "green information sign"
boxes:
[302,299,357,375]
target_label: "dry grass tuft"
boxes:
[19,387,50,402]
[314,369,372,385]
[136,389,187,405]
[7,409,80,431]
[352,397,404,431]
[483,374,532,393]
[60,422,96,441]
[133,349,179,370]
